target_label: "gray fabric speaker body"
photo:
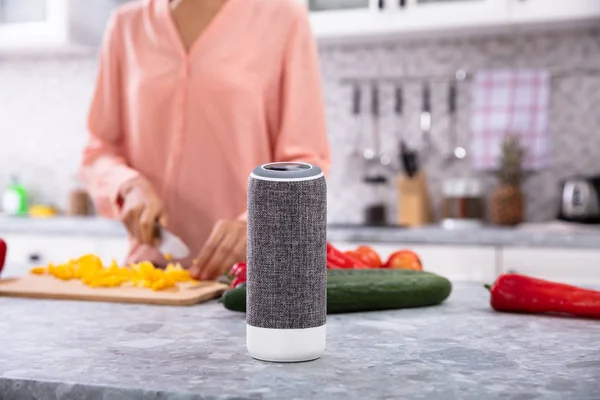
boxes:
[246,162,327,362]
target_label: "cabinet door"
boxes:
[304,0,383,38]
[509,0,600,24]
[0,0,47,23]
[502,248,600,285]
[94,237,130,266]
[408,0,508,31]
[1,233,97,271]
[330,242,498,282]
[0,0,67,49]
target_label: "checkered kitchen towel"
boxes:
[471,70,550,170]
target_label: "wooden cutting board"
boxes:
[0,275,229,306]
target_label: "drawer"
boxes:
[2,233,97,267]
[501,248,600,285]
[330,241,498,282]
[94,237,129,265]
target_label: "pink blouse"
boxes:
[80,0,330,265]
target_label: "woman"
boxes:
[80,0,330,280]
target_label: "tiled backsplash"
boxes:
[1,27,599,223]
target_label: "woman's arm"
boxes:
[79,12,140,219]
[271,5,331,175]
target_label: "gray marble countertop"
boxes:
[2,215,600,249]
[1,283,599,400]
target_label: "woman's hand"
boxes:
[119,178,167,245]
[190,219,247,280]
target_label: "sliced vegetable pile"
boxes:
[29,254,198,291]
[223,242,423,289]
[486,273,600,319]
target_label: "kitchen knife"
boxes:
[156,227,190,259]
[400,141,418,178]
[420,82,432,158]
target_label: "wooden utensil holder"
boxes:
[397,172,433,227]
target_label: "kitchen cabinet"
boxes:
[331,242,499,282]
[0,0,47,23]
[300,0,508,40]
[1,233,128,275]
[508,0,600,25]
[2,233,96,270]
[94,237,129,265]
[501,248,600,285]
[0,0,123,54]
[299,0,380,39]
[300,0,600,41]
[408,0,507,32]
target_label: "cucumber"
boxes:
[221,269,451,314]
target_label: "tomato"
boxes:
[345,246,383,268]
[231,276,247,288]
[229,262,247,277]
[227,262,247,288]
[384,250,423,271]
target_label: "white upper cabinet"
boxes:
[508,0,600,25]
[0,0,119,54]
[299,0,600,41]
[301,0,381,39]
[0,0,67,51]
[407,0,507,32]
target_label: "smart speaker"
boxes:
[246,162,327,362]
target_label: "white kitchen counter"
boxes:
[2,216,600,285]
[1,215,600,249]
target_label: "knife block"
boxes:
[397,172,433,227]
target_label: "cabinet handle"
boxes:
[29,253,41,263]
[378,0,385,10]
[399,0,406,8]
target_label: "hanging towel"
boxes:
[471,70,550,170]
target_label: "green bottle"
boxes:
[2,176,28,216]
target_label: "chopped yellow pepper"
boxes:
[31,253,196,291]
[30,266,46,275]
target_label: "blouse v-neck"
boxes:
[158,0,240,58]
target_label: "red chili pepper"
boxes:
[486,273,600,319]
[326,242,369,269]
[0,238,5,275]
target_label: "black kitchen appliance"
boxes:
[557,175,600,224]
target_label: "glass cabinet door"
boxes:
[408,0,507,28]
[414,0,486,4]
[0,0,46,24]
[307,0,371,12]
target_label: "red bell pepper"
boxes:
[326,242,369,269]
[0,238,5,275]
[227,262,247,288]
[486,273,600,319]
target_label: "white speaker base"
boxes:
[247,324,326,362]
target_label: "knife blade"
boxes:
[156,228,190,259]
